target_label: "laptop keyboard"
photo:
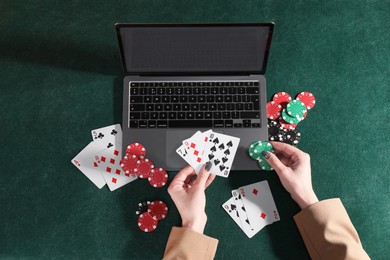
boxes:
[128,81,262,128]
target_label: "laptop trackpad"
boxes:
[166,130,195,169]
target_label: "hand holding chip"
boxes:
[168,163,215,234]
[263,142,319,209]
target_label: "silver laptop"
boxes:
[115,23,274,171]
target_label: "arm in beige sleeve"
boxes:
[294,198,370,260]
[163,227,219,260]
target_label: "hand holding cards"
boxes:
[176,130,240,177]
[222,181,280,238]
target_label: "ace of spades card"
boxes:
[202,132,240,177]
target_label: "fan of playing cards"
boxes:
[223,181,280,238]
[176,130,240,177]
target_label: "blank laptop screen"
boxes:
[117,24,273,74]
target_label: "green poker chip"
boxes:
[248,141,262,160]
[286,100,307,119]
[282,109,302,124]
[258,158,273,171]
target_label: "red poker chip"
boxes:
[126,143,146,157]
[136,158,154,179]
[272,92,292,108]
[296,92,316,110]
[120,154,139,176]
[137,212,158,232]
[148,200,168,220]
[148,168,168,188]
[266,101,282,120]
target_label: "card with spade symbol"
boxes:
[91,124,122,151]
[202,131,240,177]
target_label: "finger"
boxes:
[263,151,288,174]
[170,165,195,186]
[205,173,216,189]
[193,162,212,188]
[270,141,303,158]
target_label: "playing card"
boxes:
[182,130,213,173]
[176,131,201,166]
[71,141,106,189]
[91,124,122,150]
[222,197,243,229]
[95,144,137,191]
[231,189,257,238]
[239,181,280,231]
[202,132,240,177]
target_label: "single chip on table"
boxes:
[120,154,139,175]
[272,92,292,108]
[296,92,316,110]
[286,100,307,119]
[136,158,154,179]
[266,101,282,120]
[136,201,151,215]
[126,143,146,157]
[137,212,158,232]
[148,200,168,220]
[148,168,168,188]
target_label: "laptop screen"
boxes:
[115,23,274,75]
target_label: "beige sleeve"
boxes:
[163,227,219,260]
[294,198,370,260]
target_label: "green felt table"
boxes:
[1,0,389,259]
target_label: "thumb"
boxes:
[262,151,287,175]
[194,161,212,188]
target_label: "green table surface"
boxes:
[1,0,389,259]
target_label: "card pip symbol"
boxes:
[252,188,258,195]
[260,212,266,219]
[112,178,117,183]
[114,150,119,156]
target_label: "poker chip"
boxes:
[296,92,316,110]
[286,100,307,119]
[148,168,168,188]
[272,92,292,107]
[147,200,168,220]
[136,201,150,215]
[268,120,286,141]
[248,141,262,160]
[282,109,301,124]
[126,143,146,157]
[137,212,158,232]
[258,158,273,171]
[283,129,301,146]
[136,158,154,179]
[266,101,282,120]
[120,154,139,175]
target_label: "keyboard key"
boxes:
[222,112,231,119]
[173,104,181,110]
[157,88,165,95]
[252,123,261,127]
[169,120,212,128]
[205,112,212,119]
[209,104,217,111]
[130,112,140,119]
[237,87,245,94]
[235,103,244,110]
[217,104,226,110]
[159,112,168,119]
[130,120,138,128]
[153,96,161,103]
[233,95,241,102]
[197,96,206,103]
[175,88,183,94]
[195,112,204,119]
[141,112,149,119]
[130,82,139,87]
[144,96,152,103]
[254,82,259,86]
[224,95,233,102]
[233,123,243,128]
[202,88,210,94]
[130,104,145,111]
[226,103,235,110]
[246,87,259,94]
[186,112,195,119]
[213,112,221,119]
[184,88,192,94]
[194,87,201,94]
[240,112,260,119]
[169,112,177,119]
[130,96,143,103]
[155,104,163,111]
[139,120,147,128]
[140,88,148,95]
[213,120,224,127]
[190,104,199,111]
[157,120,168,128]
[130,88,138,95]
[167,88,174,94]
[178,112,185,119]
[171,96,179,103]
[146,104,154,111]
[211,87,219,94]
[216,96,223,102]
[200,104,208,111]
[220,87,228,94]
[162,96,170,103]
[151,112,158,120]
[180,96,188,102]
[243,120,251,127]
[228,87,236,94]
[189,96,196,103]
[225,120,233,127]
[182,104,190,111]
[164,104,172,111]
[242,95,250,102]
[245,103,253,110]
[148,121,156,128]
[206,96,215,102]
[149,88,157,95]
[232,112,240,119]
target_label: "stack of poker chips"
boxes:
[248,141,274,171]
[266,92,316,146]
[120,143,168,188]
[136,200,168,232]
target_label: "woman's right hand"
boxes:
[263,142,319,209]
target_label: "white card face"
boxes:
[222,197,243,229]
[239,181,280,230]
[202,132,240,177]
[91,124,122,150]
[95,144,137,191]
[176,131,201,166]
[182,130,213,173]
[71,141,106,189]
[231,189,257,238]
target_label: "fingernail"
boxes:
[262,151,270,159]
[205,161,212,171]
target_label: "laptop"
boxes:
[115,23,274,171]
